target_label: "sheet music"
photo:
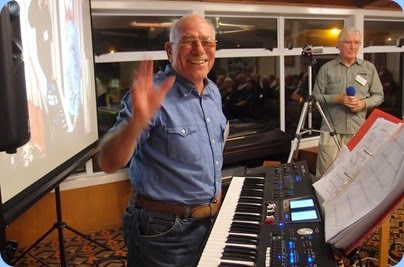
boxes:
[313,118,402,203]
[321,126,404,248]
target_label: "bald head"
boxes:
[169,15,216,43]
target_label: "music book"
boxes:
[313,109,404,254]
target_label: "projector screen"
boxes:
[0,0,98,224]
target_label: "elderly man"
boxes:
[313,26,384,178]
[97,14,227,267]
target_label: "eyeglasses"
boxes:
[171,36,217,49]
[340,40,361,46]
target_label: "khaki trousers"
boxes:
[315,132,354,179]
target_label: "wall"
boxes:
[6,179,132,248]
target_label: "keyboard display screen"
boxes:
[291,209,318,221]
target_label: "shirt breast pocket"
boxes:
[167,126,202,163]
[327,75,343,94]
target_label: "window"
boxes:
[211,57,281,129]
[284,18,345,48]
[364,52,403,119]
[95,60,169,134]
[364,20,404,119]
[284,54,336,137]
[92,15,182,54]
[89,3,404,176]
[283,17,344,136]
[205,15,277,50]
[364,20,404,47]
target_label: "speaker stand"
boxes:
[13,186,112,267]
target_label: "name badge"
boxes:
[355,75,367,86]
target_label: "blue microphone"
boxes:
[346,86,356,96]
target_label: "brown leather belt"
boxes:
[135,192,222,220]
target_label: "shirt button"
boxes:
[206,118,211,122]
[211,139,215,144]
[215,160,219,165]
[181,128,186,134]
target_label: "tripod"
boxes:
[13,186,112,267]
[287,49,340,163]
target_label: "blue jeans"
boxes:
[122,197,213,267]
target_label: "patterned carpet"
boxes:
[11,205,403,267]
[12,227,127,267]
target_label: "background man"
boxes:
[313,26,384,178]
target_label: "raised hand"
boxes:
[129,60,176,130]
[98,60,175,173]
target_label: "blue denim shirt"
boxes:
[113,65,227,205]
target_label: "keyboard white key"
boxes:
[197,176,264,267]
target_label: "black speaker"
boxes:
[0,1,30,154]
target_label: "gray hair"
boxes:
[338,26,362,41]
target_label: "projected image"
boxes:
[25,0,64,161]
[62,0,82,132]
[0,0,98,203]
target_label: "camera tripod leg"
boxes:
[288,101,309,163]
[314,100,341,150]
[288,98,341,164]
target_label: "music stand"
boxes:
[287,45,341,163]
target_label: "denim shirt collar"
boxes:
[164,65,218,97]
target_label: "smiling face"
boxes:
[165,15,216,92]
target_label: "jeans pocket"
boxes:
[122,206,133,247]
[139,212,178,238]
